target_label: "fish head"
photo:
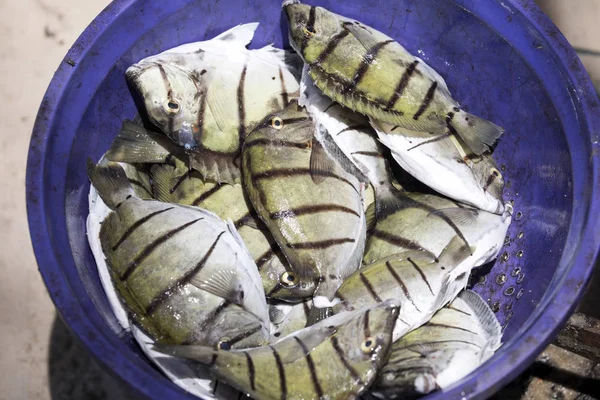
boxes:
[283,2,342,63]
[250,101,314,143]
[126,60,205,150]
[333,300,400,375]
[262,260,318,301]
[190,306,269,349]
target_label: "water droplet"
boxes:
[504,236,511,245]
[496,274,507,285]
[516,288,525,299]
[511,267,521,277]
[504,286,515,296]
[516,250,524,258]
[491,302,500,313]
[505,303,513,311]
[517,273,525,284]
[515,211,523,220]
[506,310,514,320]
[501,252,509,262]
[517,231,524,240]
[478,275,487,285]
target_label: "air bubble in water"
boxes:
[504,287,515,296]
[496,274,507,285]
[517,273,525,284]
[511,267,521,277]
[516,288,525,299]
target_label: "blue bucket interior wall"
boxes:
[26,0,600,399]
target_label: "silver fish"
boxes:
[242,102,366,323]
[373,120,506,214]
[157,300,400,400]
[150,159,317,302]
[127,23,302,184]
[284,1,504,157]
[371,290,502,398]
[87,159,269,348]
[334,236,474,341]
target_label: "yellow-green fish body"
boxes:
[242,102,366,312]
[371,290,502,398]
[158,301,400,400]
[150,159,317,301]
[334,236,473,341]
[127,23,302,184]
[87,160,269,348]
[269,300,312,340]
[284,1,504,156]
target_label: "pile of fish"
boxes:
[86,1,513,399]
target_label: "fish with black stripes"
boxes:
[150,157,317,302]
[370,290,502,398]
[242,101,366,324]
[125,23,302,184]
[283,1,504,158]
[299,66,404,221]
[333,236,476,341]
[372,119,507,214]
[156,300,400,400]
[363,191,513,275]
[86,159,270,349]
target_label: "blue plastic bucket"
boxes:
[26,0,600,398]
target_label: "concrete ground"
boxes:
[0,0,598,399]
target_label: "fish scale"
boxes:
[242,102,366,314]
[371,290,502,398]
[150,159,317,301]
[284,1,504,157]
[157,301,400,400]
[88,160,269,349]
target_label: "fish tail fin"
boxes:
[153,343,217,365]
[305,305,333,327]
[106,120,177,164]
[459,290,502,350]
[373,181,405,222]
[86,159,135,209]
[449,111,504,156]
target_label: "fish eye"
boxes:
[164,99,180,114]
[218,340,231,350]
[270,116,284,130]
[280,271,298,288]
[303,26,316,37]
[360,337,376,353]
[490,168,502,178]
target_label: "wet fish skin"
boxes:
[150,159,317,302]
[119,162,154,199]
[127,23,302,184]
[371,290,502,398]
[87,159,269,348]
[334,236,474,341]
[363,191,513,277]
[269,300,312,340]
[373,120,505,215]
[283,2,504,157]
[157,300,400,400]
[242,102,366,316]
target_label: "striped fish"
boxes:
[269,300,312,341]
[126,23,302,184]
[157,300,400,400]
[333,236,474,341]
[373,119,506,214]
[87,159,269,348]
[242,102,366,323]
[370,290,502,398]
[363,192,513,279]
[299,66,405,221]
[283,1,504,157]
[150,158,317,302]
